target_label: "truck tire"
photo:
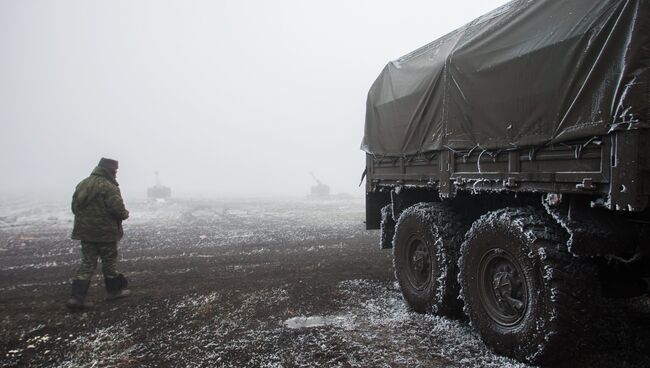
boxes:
[393,202,467,315]
[379,204,396,249]
[458,207,595,364]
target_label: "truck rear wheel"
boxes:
[459,207,594,364]
[393,202,467,315]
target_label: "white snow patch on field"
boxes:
[335,279,529,368]
[0,260,71,271]
[58,324,140,368]
[284,315,355,330]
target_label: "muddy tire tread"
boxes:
[458,207,596,364]
[393,202,469,315]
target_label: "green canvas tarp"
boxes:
[362,0,650,156]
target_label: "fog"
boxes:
[0,0,509,201]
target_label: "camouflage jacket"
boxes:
[71,166,130,242]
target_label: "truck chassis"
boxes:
[365,130,650,364]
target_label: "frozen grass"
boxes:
[0,198,366,273]
[57,324,140,368]
[2,197,648,367]
[33,279,529,368]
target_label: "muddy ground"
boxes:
[1,198,649,368]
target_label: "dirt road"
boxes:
[1,198,649,367]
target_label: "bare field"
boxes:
[1,198,649,367]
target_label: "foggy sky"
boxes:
[0,0,509,201]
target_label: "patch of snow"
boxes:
[284,315,354,330]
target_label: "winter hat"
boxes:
[98,157,119,171]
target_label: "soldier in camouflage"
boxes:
[66,157,131,310]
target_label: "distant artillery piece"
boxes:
[309,172,330,197]
[147,171,171,199]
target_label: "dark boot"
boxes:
[66,279,94,310]
[105,274,131,301]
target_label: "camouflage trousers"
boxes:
[74,241,120,280]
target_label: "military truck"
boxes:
[362,0,649,364]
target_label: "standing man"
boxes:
[66,157,131,310]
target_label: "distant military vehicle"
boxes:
[362,0,649,364]
[309,172,330,197]
[147,171,171,200]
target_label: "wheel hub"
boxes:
[407,238,432,289]
[492,268,525,313]
[479,249,528,327]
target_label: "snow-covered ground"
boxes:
[1,197,649,367]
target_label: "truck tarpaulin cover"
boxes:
[362,0,650,156]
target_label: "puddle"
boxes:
[283,315,354,330]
